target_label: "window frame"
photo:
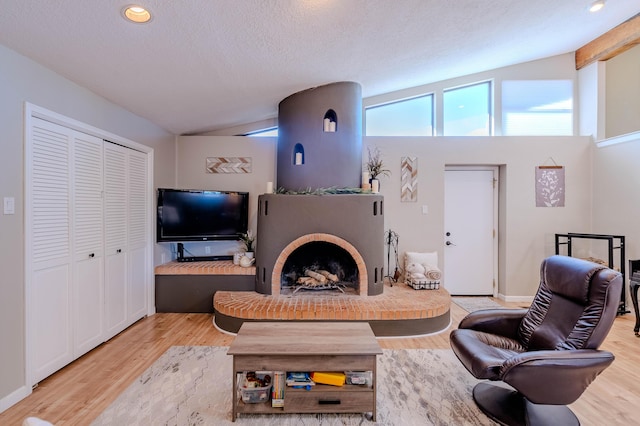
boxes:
[442,80,493,136]
[364,93,435,137]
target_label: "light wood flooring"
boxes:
[1,298,638,425]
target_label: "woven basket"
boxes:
[406,278,440,290]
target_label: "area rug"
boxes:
[91,346,496,425]
[452,297,505,313]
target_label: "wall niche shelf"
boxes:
[323,109,337,132]
[293,143,305,165]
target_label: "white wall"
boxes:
[591,136,640,311]
[592,139,640,264]
[0,44,175,409]
[365,136,593,299]
[605,44,640,138]
[578,61,606,140]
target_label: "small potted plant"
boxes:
[366,146,390,193]
[240,230,255,259]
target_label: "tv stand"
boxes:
[176,243,233,262]
[155,260,255,313]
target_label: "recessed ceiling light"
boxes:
[123,5,152,23]
[589,0,605,13]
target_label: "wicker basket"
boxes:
[406,278,440,290]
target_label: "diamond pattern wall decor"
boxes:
[206,157,252,174]
[401,156,417,202]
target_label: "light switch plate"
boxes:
[4,197,15,215]
[421,205,428,215]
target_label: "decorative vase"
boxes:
[371,179,380,193]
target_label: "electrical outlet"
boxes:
[205,246,211,254]
[4,197,15,215]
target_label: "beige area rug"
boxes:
[91,346,497,426]
[452,297,505,313]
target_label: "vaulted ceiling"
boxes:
[1,1,638,135]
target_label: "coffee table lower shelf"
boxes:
[236,384,374,417]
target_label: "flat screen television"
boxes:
[157,188,249,242]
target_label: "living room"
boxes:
[1,2,640,424]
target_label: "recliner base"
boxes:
[473,382,580,426]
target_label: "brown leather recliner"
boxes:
[450,255,622,426]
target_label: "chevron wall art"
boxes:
[401,156,417,202]
[206,157,252,174]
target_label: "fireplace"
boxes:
[255,194,384,296]
[252,82,383,296]
[280,238,360,295]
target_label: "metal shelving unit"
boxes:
[555,233,627,316]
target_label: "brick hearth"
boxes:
[213,281,451,337]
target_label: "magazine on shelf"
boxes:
[286,372,316,387]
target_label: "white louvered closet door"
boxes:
[29,118,74,383]
[72,133,105,356]
[104,143,129,338]
[127,150,149,321]
[27,110,152,385]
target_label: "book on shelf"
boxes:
[286,372,315,387]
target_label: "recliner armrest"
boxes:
[458,308,528,340]
[501,349,614,405]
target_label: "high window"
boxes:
[502,80,573,136]
[245,127,278,137]
[365,95,434,136]
[443,81,492,136]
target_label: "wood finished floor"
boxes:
[1,298,639,425]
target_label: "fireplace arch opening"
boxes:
[270,232,369,296]
[281,241,358,294]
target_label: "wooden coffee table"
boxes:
[227,321,382,421]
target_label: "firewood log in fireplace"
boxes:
[303,269,327,284]
[317,269,339,282]
[297,276,323,286]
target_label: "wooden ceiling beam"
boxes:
[575,13,640,70]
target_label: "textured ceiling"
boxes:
[0,1,638,135]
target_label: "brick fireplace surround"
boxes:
[271,232,368,296]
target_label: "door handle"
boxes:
[446,241,456,246]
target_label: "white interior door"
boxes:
[72,132,104,357]
[444,168,497,295]
[104,143,129,338]
[28,118,74,383]
[127,150,149,322]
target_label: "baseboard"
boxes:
[497,294,534,303]
[0,384,31,413]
